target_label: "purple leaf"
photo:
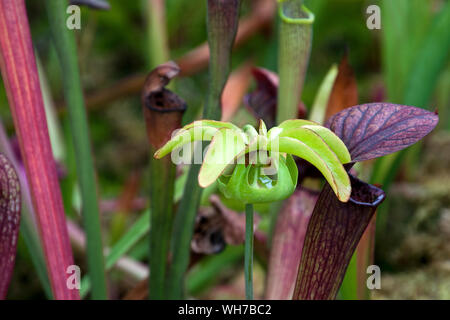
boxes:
[266,188,319,299]
[244,68,278,128]
[244,67,307,128]
[326,103,439,162]
[293,175,384,300]
[0,154,21,299]
[70,0,110,10]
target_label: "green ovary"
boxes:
[217,154,298,204]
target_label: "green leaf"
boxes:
[198,128,246,187]
[381,0,434,103]
[403,1,450,108]
[308,63,338,124]
[187,245,244,295]
[245,135,269,155]
[299,125,351,164]
[155,120,246,159]
[277,119,319,130]
[278,120,351,164]
[270,135,351,202]
[243,124,258,142]
[80,210,150,298]
[228,135,270,171]
[267,126,283,141]
[183,119,241,131]
[258,119,268,136]
[372,2,449,192]
[154,125,218,159]
[46,0,108,299]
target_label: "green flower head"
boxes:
[155,119,352,204]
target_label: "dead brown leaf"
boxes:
[324,54,358,121]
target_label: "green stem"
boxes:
[166,0,240,299]
[187,246,244,296]
[149,155,176,299]
[144,0,173,299]
[145,0,170,69]
[45,0,107,299]
[204,0,241,120]
[166,163,203,299]
[245,203,254,300]
[276,0,314,123]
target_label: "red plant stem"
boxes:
[0,0,79,299]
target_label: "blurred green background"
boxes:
[1,0,448,299]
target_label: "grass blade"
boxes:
[145,0,170,68]
[187,246,244,296]
[80,210,150,298]
[403,1,450,108]
[308,64,338,124]
[45,0,107,299]
[374,1,449,191]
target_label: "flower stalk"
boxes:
[244,203,254,300]
[166,0,241,299]
[155,118,352,299]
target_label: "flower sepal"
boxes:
[217,153,298,204]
